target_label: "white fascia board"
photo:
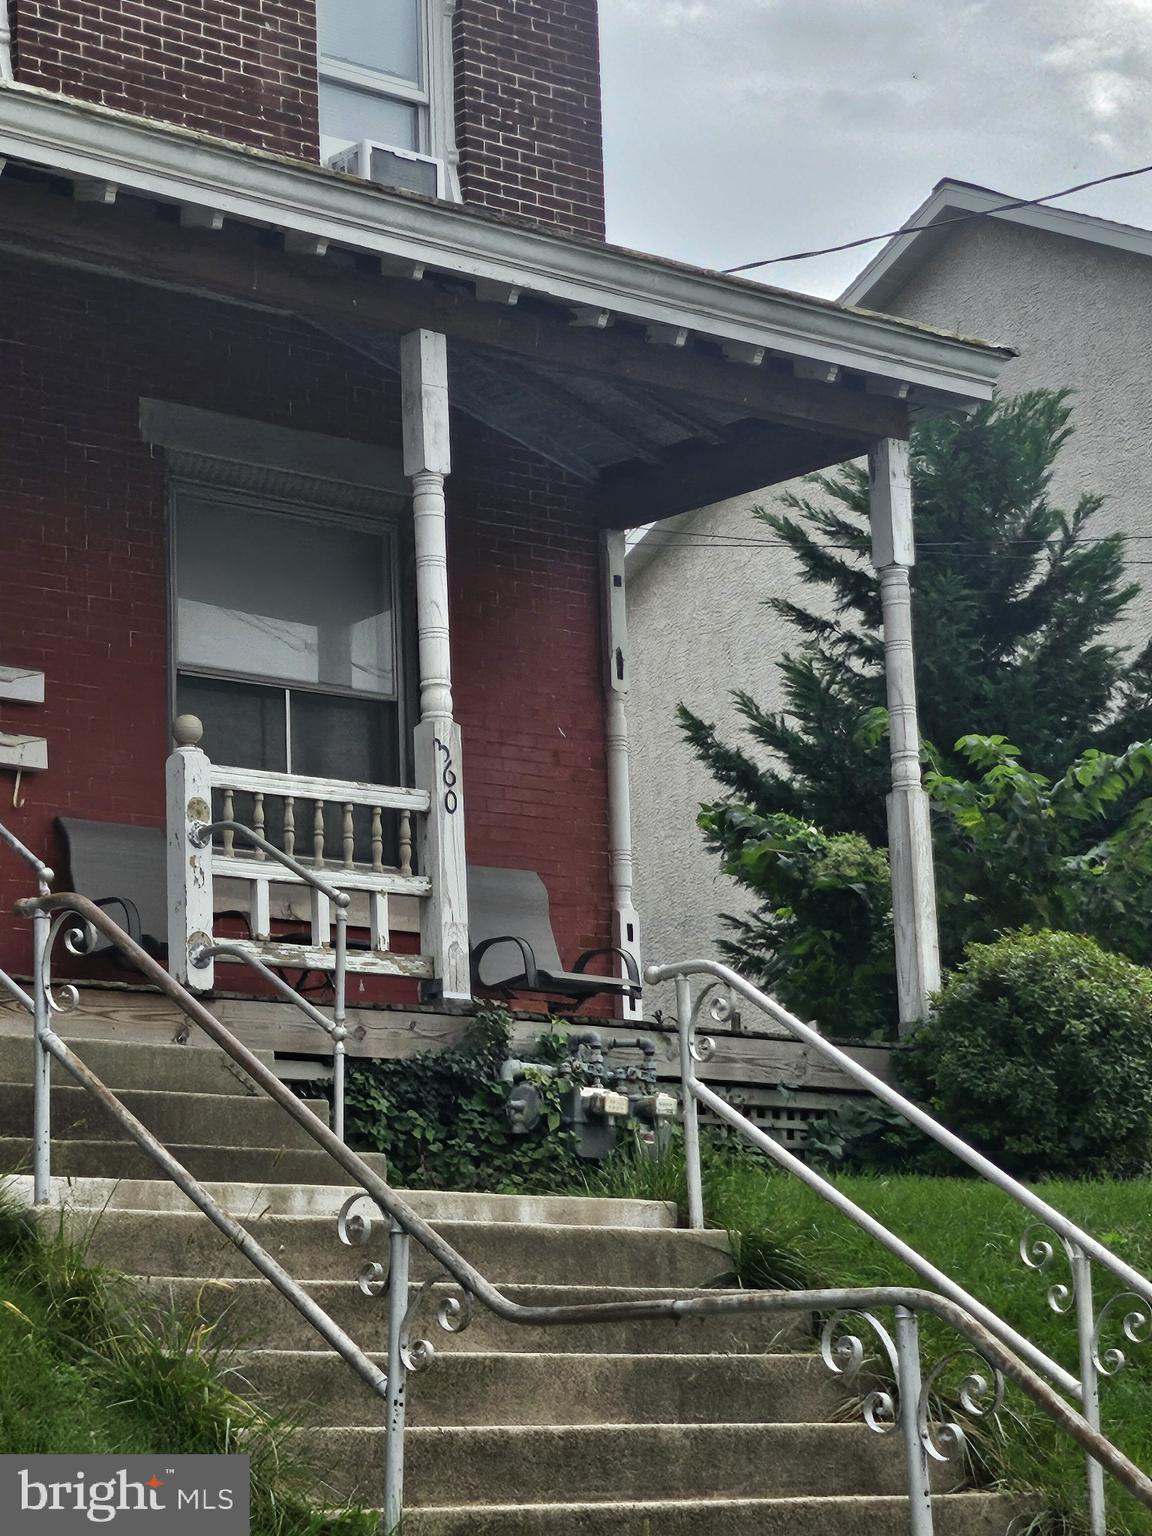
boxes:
[843,180,1152,310]
[0,84,1009,405]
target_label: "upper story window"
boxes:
[317,0,458,199]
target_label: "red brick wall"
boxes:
[10,1,606,238]
[10,0,320,160]
[0,251,611,992]
[453,0,605,237]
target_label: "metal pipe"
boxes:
[384,1222,410,1527]
[195,941,338,1037]
[332,903,348,1143]
[0,820,53,892]
[0,965,34,1013]
[17,896,1152,1518]
[31,907,51,1204]
[197,937,347,1142]
[894,1306,934,1536]
[648,957,1152,1313]
[41,1024,388,1400]
[0,0,11,81]
[692,1077,1079,1397]
[676,975,704,1231]
[1072,1246,1107,1536]
[192,820,351,907]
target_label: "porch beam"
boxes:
[869,438,941,1032]
[0,182,911,445]
[401,328,471,1005]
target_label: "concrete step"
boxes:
[0,1083,329,1151]
[9,1174,675,1228]
[396,1492,1027,1536]
[145,1278,812,1356]
[241,1349,839,1428]
[72,1211,730,1287]
[304,1422,966,1505]
[0,1144,389,1188]
[0,1034,274,1096]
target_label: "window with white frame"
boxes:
[173,488,405,834]
[317,0,456,198]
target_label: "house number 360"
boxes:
[433,738,459,814]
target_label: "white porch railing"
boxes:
[166,715,435,991]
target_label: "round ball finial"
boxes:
[173,714,204,748]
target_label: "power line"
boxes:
[722,163,1152,274]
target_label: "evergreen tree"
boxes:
[680,390,1152,847]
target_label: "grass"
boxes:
[582,1141,1152,1536]
[0,1186,377,1536]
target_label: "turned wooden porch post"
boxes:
[602,530,643,1019]
[869,437,941,1032]
[402,328,470,1003]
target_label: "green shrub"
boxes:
[694,805,898,1038]
[902,929,1152,1178]
[345,1008,585,1191]
[799,1095,950,1175]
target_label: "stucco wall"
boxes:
[628,489,826,1013]
[628,214,1152,1013]
[885,217,1152,645]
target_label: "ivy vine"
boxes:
[344,1007,586,1192]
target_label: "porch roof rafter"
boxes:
[0,83,1016,520]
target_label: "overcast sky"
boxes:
[599,0,1152,299]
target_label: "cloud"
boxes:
[600,0,1152,295]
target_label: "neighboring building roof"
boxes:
[842,178,1152,312]
[0,84,1011,411]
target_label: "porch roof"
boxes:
[0,84,1016,525]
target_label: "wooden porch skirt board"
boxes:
[0,982,895,1096]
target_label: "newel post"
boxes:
[166,713,215,992]
[869,438,941,1032]
[602,530,643,1018]
[401,329,470,1004]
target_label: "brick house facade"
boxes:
[0,3,1002,1040]
[8,0,605,233]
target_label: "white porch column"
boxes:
[401,328,470,1003]
[602,531,643,1019]
[869,437,941,1033]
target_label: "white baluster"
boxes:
[313,799,325,868]
[284,795,296,857]
[252,879,271,940]
[222,788,235,856]
[253,791,266,857]
[370,892,390,953]
[398,811,413,878]
[311,887,331,949]
[343,803,355,869]
[371,807,384,872]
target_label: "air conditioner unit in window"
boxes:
[326,140,446,200]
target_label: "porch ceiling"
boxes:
[0,85,1016,526]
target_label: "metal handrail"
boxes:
[191,818,350,1139]
[192,939,349,1142]
[192,820,353,908]
[12,894,1152,1536]
[0,822,54,894]
[648,956,1152,1536]
[647,958,1152,1308]
[10,890,1152,1533]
